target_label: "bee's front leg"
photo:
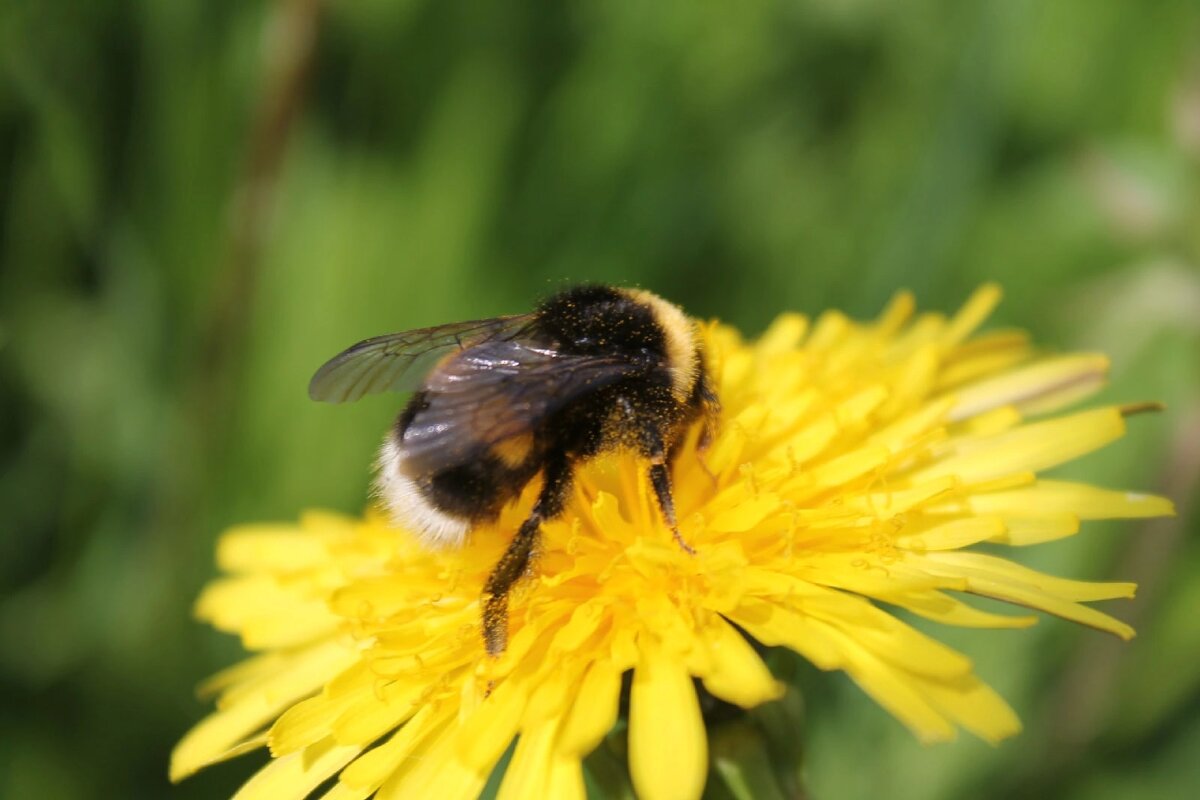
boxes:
[615,394,695,555]
[481,451,572,656]
[642,425,695,556]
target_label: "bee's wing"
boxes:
[400,340,637,473]
[308,314,536,403]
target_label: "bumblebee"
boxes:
[309,285,719,655]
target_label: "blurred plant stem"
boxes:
[201,0,320,406]
[162,0,320,526]
[583,728,637,800]
[712,721,797,800]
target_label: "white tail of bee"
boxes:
[374,434,470,548]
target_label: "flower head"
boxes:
[173,286,1172,800]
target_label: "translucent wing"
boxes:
[400,340,639,473]
[308,314,536,403]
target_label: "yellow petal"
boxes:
[331,576,458,619]
[557,660,621,756]
[809,444,892,489]
[328,676,426,746]
[730,599,843,670]
[548,601,606,653]
[522,666,578,728]
[269,663,400,755]
[815,617,1021,744]
[336,706,451,796]
[891,590,1038,629]
[960,480,1175,519]
[816,621,957,743]
[938,331,1032,389]
[543,754,587,800]
[894,516,1007,551]
[497,722,559,800]
[869,396,956,455]
[455,677,527,770]
[917,552,1136,639]
[912,408,1126,484]
[217,525,336,572]
[886,312,946,360]
[785,414,838,464]
[629,641,708,800]
[375,725,490,800]
[171,639,356,781]
[949,354,1109,421]
[960,471,1036,494]
[991,514,1080,546]
[317,782,365,800]
[756,312,808,354]
[924,552,1137,602]
[875,290,915,336]
[883,343,940,413]
[844,476,958,516]
[837,384,890,426]
[270,693,355,756]
[954,405,1023,437]
[807,309,850,352]
[197,651,289,701]
[807,602,974,680]
[942,283,1002,349]
[922,675,1021,744]
[698,617,784,708]
[708,491,781,532]
[197,575,341,649]
[232,737,360,800]
[791,557,950,598]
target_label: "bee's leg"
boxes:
[615,395,695,555]
[481,451,572,656]
[646,432,696,556]
[481,516,539,657]
[688,371,721,486]
[693,441,719,487]
[695,371,721,454]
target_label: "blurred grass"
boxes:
[1,1,1198,798]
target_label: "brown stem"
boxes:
[156,0,321,549]
[200,0,321,381]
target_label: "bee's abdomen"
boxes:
[375,427,538,549]
[425,456,533,522]
[375,434,469,547]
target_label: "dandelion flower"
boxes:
[172,286,1173,800]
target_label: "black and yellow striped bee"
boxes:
[309,285,719,655]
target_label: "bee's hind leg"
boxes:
[482,451,572,657]
[481,518,539,657]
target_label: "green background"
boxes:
[2,1,1199,798]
